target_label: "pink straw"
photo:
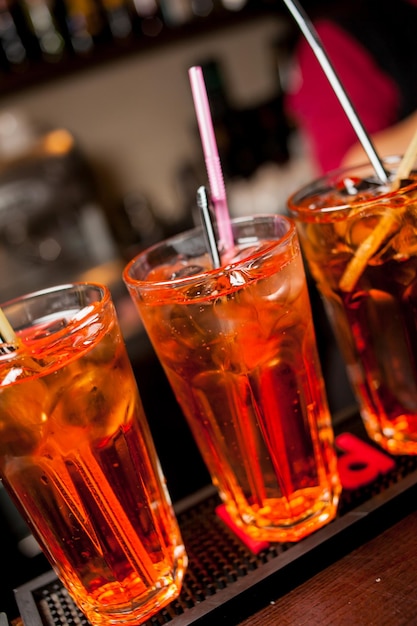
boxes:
[188,65,234,254]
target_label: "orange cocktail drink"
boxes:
[124,215,341,543]
[0,283,186,625]
[288,157,417,455]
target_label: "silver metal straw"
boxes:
[197,185,221,269]
[282,0,389,184]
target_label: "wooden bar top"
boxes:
[237,507,417,625]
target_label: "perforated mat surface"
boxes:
[14,412,417,626]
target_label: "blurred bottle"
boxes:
[159,0,192,27]
[198,58,257,179]
[130,0,163,37]
[197,57,290,180]
[174,160,204,229]
[0,0,28,71]
[220,0,248,10]
[19,0,66,62]
[55,0,112,54]
[198,59,235,173]
[98,0,133,42]
[112,190,166,258]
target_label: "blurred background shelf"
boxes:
[0,0,305,304]
[0,1,285,98]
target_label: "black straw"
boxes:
[197,186,221,269]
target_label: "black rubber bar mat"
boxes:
[14,410,417,626]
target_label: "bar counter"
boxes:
[237,504,417,625]
[11,406,417,626]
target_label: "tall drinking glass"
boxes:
[123,215,341,543]
[288,157,417,455]
[0,283,187,625]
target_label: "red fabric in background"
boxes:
[285,20,399,172]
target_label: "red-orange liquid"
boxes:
[135,240,341,542]
[291,173,417,454]
[0,302,186,625]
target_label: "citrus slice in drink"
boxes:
[339,209,401,292]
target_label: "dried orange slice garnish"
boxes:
[0,308,16,344]
[339,209,401,292]
[338,129,417,292]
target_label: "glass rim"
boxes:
[0,282,111,355]
[287,155,417,217]
[1,282,110,310]
[123,214,296,290]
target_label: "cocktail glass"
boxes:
[288,156,417,455]
[0,283,187,625]
[123,215,341,543]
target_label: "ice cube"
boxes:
[229,270,247,287]
[0,364,49,456]
[147,255,211,283]
[168,300,229,351]
[338,175,386,197]
[304,223,340,253]
[229,243,266,265]
[171,264,205,279]
[250,255,304,307]
[78,325,117,365]
[346,206,399,251]
[184,275,221,300]
[55,372,95,425]
[392,223,417,260]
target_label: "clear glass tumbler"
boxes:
[124,215,341,543]
[288,157,417,455]
[0,283,187,625]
